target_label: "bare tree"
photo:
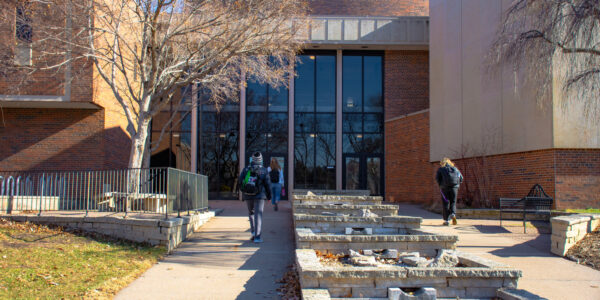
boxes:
[490,0,600,122]
[1,0,306,169]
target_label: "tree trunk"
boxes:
[128,120,150,170]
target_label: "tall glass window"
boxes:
[294,52,336,190]
[150,88,192,172]
[245,79,289,157]
[342,52,384,195]
[198,90,240,199]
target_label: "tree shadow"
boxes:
[489,233,552,257]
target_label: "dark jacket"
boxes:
[436,166,463,188]
[238,162,272,201]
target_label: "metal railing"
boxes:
[0,168,208,219]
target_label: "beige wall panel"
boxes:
[430,0,553,162]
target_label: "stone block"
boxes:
[448,278,504,288]
[351,287,387,298]
[375,277,446,289]
[503,278,519,289]
[299,275,319,288]
[465,287,499,298]
[388,287,437,300]
[326,287,352,298]
[319,277,375,288]
[402,256,431,267]
[497,288,548,300]
[301,289,331,300]
[436,287,466,299]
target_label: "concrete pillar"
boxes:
[288,67,295,195]
[239,73,246,201]
[191,84,198,173]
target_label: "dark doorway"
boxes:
[342,153,383,196]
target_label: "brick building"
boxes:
[1,0,598,209]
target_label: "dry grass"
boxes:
[0,218,165,299]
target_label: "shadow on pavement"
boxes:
[490,233,552,257]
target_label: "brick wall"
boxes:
[554,149,600,210]
[309,0,429,16]
[0,108,105,171]
[384,50,429,120]
[385,111,434,204]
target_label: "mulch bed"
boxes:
[277,264,301,300]
[566,226,600,271]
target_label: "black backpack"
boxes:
[441,166,461,187]
[242,166,261,196]
[269,169,280,184]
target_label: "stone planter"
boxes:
[295,228,458,257]
[296,249,522,299]
[292,194,383,206]
[293,203,399,217]
[294,214,421,234]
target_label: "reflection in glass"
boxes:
[246,80,268,112]
[367,157,381,195]
[343,114,362,133]
[316,113,336,133]
[295,56,315,112]
[345,157,360,190]
[316,56,336,112]
[295,113,315,133]
[343,56,362,112]
[294,133,315,189]
[268,86,288,112]
[268,113,288,132]
[363,114,383,133]
[172,132,192,171]
[363,134,383,153]
[364,56,383,112]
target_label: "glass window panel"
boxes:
[342,56,362,112]
[295,55,315,112]
[268,85,288,112]
[295,113,315,133]
[343,114,362,133]
[246,112,266,132]
[363,134,383,153]
[315,56,336,112]
[219,112,239,133]
[343,134,363,154]
[364,56,383,112]
[315,134,336,167]
[268,132,287,154]
[150,131,173,167]
[366,157,381,195]
[200,111,217,133]
[363,114,383,133]
[219,134,239,195]
[172,132,192,171]
[246,132,266,154]
[294,133,315,189]
[172,111,191,132]
[316,113,336,133]
[247,80,268,112]
[201,133,219,189]
[345,157,361,190]
[268,113,288,132]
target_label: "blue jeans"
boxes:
[246,199,264,238]
[271,183,282,205]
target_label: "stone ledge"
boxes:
[550,214,599,256]
[497,288,548,300]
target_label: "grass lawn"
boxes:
[0,218,166,299]
[565,208,600,214]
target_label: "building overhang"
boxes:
[0,95,100,109]
[300,16,429,50]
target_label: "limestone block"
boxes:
[327,287,352,297]
[318,277,375,288]
[497,288,548,300]
[402,256,431,267]
[301,289,331,300]
[388,287,437,300]
[351,287,387,298]
[435,287,466,299]
[375,277,446,289]
[448,278,504,287]
[299,275,319,288]
[465,287,499,298]
[503,278,519,289]
[350,255,378,267]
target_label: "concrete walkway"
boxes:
[116,200,294,300]
[397,204,600,300]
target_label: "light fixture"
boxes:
[219,133,226,138]
[309,55,316,60]
[310,134,317,138]
[347,97,354,108]
[356,134,363,139]
[173,133,180,138]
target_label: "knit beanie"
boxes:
[251,151,263,165]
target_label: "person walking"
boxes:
[435,157,463,226]
[267,158,284,211]
[239,152,272,243]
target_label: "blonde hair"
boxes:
[440,157,455,167]
[270,158,281,172]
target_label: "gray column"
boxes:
[288,68,295,196]
[336,49,343,191]
[190,84,198,173]
[239,73,247,201]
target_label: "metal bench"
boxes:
[499,184,553,233]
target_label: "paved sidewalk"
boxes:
[116,200,294,300]
[398,204,600,300]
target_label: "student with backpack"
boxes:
[435,157,464,226]
[238,152,272,243]
[267,158,284,211]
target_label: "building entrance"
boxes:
[343,154,383,196]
